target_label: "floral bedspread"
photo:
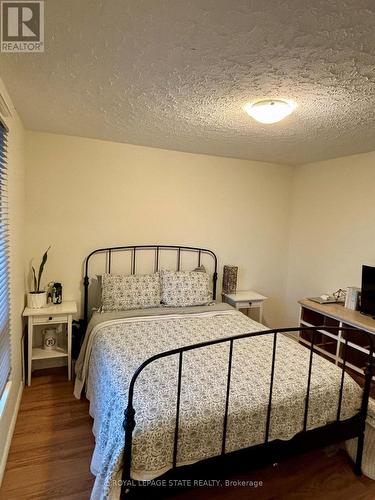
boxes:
[74,309,362,500]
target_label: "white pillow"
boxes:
[101,273,161,311]
[160,269,211,307]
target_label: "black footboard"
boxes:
[121,326,374,496]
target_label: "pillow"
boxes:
[193,265,206,273]
[160,269,211,307]
[88,274,103,312]
[101,273,161,311]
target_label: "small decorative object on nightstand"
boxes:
[222,290,267,324]
[222,265,238,295]
[23,301,77,386]
[42,327,58,350]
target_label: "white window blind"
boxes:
[0,121,10,398]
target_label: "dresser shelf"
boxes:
[298,299,375,380]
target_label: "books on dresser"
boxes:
[345,287,361,310]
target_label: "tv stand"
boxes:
[299,299,375,381]
[358,310,375,321]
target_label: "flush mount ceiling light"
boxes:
[243,99,295,124]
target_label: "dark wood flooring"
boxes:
[1,368,374,500]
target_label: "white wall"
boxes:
[25,131,294,327]
[23,133,375,330]
[0,80,26,482]
[5,92,375,483]
[286,152,375,324]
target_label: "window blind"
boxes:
[0,121,10,398]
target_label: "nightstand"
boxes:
[222,291,267,323]
[23,301,77,386]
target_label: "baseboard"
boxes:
[0,380,23,486]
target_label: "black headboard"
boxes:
[83,245,218,325]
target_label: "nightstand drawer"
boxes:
[235,300,262,309]
[33,315,68,325]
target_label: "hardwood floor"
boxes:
[1,368,374,500]
[0,369,95,500]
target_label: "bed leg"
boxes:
[122,404,136,497]
[354,432,364,475]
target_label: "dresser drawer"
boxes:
[33,315,68,325]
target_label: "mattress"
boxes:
[74,304,362,500]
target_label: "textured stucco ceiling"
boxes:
[1,0,375,165]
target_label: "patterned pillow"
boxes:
[160,270,211,307]
[101,273,161,311]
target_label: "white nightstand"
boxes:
[23,301,77,386]
[222,291,267,323]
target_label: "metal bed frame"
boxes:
[82,245,374,498]
[83,244,218,327]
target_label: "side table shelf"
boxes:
[23,301,77,386]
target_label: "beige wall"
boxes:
[0,80,26,481]
[25,131,293,327]
[286,152,375,324]
[5,93,375,482]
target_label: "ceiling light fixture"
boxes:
[243,99,295,124]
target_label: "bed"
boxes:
[75,245,374,500]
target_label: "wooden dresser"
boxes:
[299,299,375,380]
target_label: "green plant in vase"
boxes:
[27,246,51,309]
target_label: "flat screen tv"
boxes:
[360,265,375,316]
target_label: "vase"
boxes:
[27,291,47,309]
[42,328,58,350]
